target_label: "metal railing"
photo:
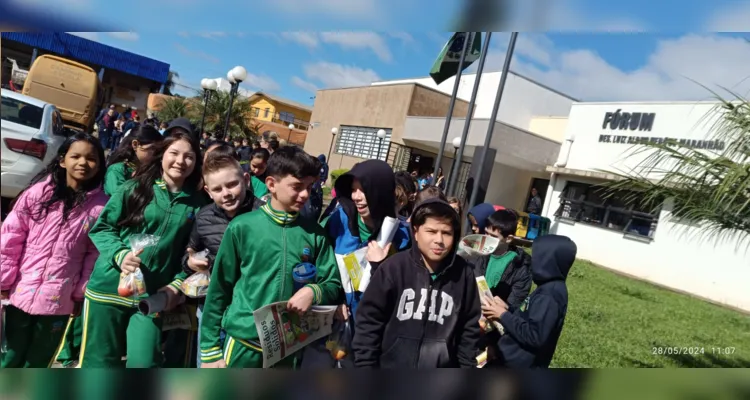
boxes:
[250,107,310,130]
[554,198,659,239]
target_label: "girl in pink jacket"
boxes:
[0,133,107,368]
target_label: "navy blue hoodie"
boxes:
[495,234,577,368]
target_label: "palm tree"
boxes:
[163,70,180,96]
[155,96,192,124]
[604,93,750,237]
[199,90,257,140]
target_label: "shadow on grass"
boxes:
[653,343,750,368]
[624,357,661,368]
[613,285,658,303]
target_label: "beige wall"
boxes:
[528,116,569,143]
[304,83,469,178]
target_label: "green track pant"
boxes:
[78,299,163,368]
[54,315,82,367]
[0,305,68,368]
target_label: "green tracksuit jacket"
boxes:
[103,161,135,197]
[86,178,207,308]
[199,203,341,364]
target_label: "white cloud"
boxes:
[302,62,381,89]
[197,32,227,39]
[705,2,750,31]
[319,32,392,62]
[108,32,139,41]
[476,33,750,101]
[177,31,190,38]
[280,32,319,49]
[291,76,319,93]
[68,32,99,41]
[389,32,416,46]
[243,73,281,93]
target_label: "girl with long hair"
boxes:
[79,132,208,368]
[104,125,164,196]
[1,133,108,368]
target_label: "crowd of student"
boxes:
[0,116,577,369]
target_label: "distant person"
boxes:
[160,122,170,136]
[394,171,418,221]
[318,154,329,186]
[237,139,252,173]
[123,115,140,136]
[96,104,118,125]
[435,167,446,191]
[97,107,116,150]
[527,188,542,215]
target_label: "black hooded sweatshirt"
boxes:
[181,189,263,275]
[333,159,398,241]
[352,198,481,369]
[493,234,577,368]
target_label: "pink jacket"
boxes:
[1,178,108,315]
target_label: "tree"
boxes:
[198,90,257,140]
[605,93,750,237]
[155,96,192,124]
[163,70,180,96]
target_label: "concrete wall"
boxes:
[545,176,750,312]
[543,101,750,312]
[528,116,568,143]
[373,71,576,131]
[304,83,469,178]
[562,102,722,178]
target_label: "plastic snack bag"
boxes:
[325,319,353,362]
[118,234,161,298]
[181,272,210,298]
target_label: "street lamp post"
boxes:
[448,136,461,194]
[223,66,247,141]
[376,129,387,161]
[199,78,217,136]
[288,123,294,143]
[327,127,337,161]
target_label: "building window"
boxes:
[279,111,295,123]
[335,125,392,161]
[253,108,259,117]
[554,181,660,239]
[264,108,270,118]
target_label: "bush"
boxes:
[330,168,349,187]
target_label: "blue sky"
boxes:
[56,0,750,105]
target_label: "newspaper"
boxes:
[253,302,337,368]
[476,276,505,335]
[457,234,500,258]
[337,217,399,294]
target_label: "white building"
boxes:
[373,71,578,210]
[543,101,750,312]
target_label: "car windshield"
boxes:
[1,96,43,129]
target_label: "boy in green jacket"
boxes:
[200,146,341,368]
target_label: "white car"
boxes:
[1,89,67,199]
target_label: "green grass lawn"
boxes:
[551,259,750,368]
